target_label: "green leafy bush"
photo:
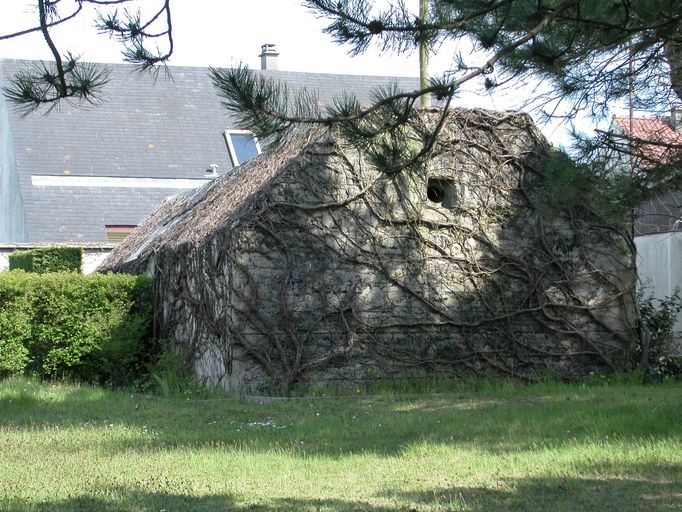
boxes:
[0,339,30,377]
[635,290,682,379]
[9,247,83,273]
[0,271,153,385]
[0,275,33,376]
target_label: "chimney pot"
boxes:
[206,163,219,176]
[259,43,279,71]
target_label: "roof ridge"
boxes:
[0,57,418,80]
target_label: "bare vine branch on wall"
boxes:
[101,109,637,391]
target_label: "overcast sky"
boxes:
[0,1,435,74]
[0,0,594,146]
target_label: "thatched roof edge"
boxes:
[98,130,324,273]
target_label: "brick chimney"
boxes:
[259,43,279,71]
[672,105,682,132]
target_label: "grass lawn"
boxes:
[0,377,680,511]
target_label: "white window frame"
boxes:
[224,130,262,167]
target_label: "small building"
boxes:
[101,109,637,391]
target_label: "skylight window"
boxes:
[224,130,261,167]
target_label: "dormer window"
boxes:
[427,178,457,208]
[224,130,261,167]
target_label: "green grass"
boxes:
[0,377,680,511]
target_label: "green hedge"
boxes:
[9,247,83,273]
[0,271,154,385]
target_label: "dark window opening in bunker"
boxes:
[427,178,455,207]
[427,182,445,203]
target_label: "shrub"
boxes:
[144,339,209,398]
[635,290,682,379]
[9,247,83,273]
[0,338,30,377]
[0,271,153,385]
[0,275,33,376]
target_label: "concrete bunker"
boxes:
[100,109,637,391]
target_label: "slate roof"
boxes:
[0,59,418,243]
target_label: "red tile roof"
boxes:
[614,115,682,165]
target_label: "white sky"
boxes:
[0,0,595,146]
[0,1,436,74]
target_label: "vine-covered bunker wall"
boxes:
[101,109,637,390]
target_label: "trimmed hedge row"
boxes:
[0,271,154,385]
[9,247,83,273]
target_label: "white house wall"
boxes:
[635,232,682,335]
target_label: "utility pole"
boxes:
[419,0,430,108]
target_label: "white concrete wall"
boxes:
[0,245,114,274]
[82,251,113,274]
[635,231,682,335]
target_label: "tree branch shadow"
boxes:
[2,472,680,511]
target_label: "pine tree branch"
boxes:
[304,0,517,45]
[560,8,681,35]
[2,1,114,115]
[1,0,171,114]
[38,0,67,97]
[2,59,111,116]
[211,1,581,176]
[0,1,136,41]
[217,0,578,136]
[97,0,173,68]
[0,3,83,41]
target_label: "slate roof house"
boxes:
[101,108,637,391]
[0,49,419,246]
